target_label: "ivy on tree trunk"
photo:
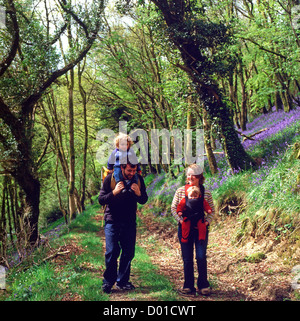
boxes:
[150,0,256,171]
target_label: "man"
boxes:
[98,162,148,294]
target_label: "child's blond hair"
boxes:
[115,133,133,148]
[187,186,201,197]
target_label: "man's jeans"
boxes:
[103,222,136,287]
[178,225,210,291]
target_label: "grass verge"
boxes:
[3,201,179,301]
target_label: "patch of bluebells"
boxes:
[146,174,166,199]
[147,176,181,202]
[43,223,65,241]
[205,106,300,193]
[145,106,299,215]
[242,106,300,152]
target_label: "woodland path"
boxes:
[97,211,295,301]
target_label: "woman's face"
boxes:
[186,169,200,186]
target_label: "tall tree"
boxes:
[0,0,106,245]
[149,0,256,172]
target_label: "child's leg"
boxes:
[125,173,139,188]
[113,166,124,183]
[181,218,191,243]
[197,219,207,241]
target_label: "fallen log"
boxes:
[42,247,70,262]
[237,128,268,142]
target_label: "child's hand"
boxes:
[131,183,141,197]
[113,182,124,196]
[207,210,212,214]
[108,170,113,174]
[177,211,183,217]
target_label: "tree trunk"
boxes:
[239,66,248,131]
[66,18,77,220]
[150,0,256,172]
[68,67,77,220]
[55,155,68,225]
[186,91,193,166]
[193,78,255,172]
[23,179,40,246]
[203,108,218,175]
[78,60,88,211]
[14,162,41,246]
[0,177,7,266]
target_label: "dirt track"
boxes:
[138,212,297,301]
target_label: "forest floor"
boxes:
[1,205,298,302]
[137,212,296,301]
[96,210,297,302]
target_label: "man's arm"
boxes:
[98,174,115,206]
[135,175,148,205]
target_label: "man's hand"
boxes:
[113,182,125,196]
[131,183,141,197]
[177,211,183,217]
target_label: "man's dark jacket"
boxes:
[98,173,148,223]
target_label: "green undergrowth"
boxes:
[3,200,178,301]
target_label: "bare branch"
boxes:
[58,0,89,38]
[0,0,20,77]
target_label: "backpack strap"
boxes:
[200,185,205,199]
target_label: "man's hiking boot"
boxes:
[197,287,211,296]
[102,283,112,294]
[178,288,196,296]
[116,282,135,291]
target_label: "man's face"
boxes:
[121,164,137,180]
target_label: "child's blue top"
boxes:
[107,148,141,171]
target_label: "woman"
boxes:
[171,164,215,296]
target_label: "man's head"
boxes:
[121,163,137,180]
